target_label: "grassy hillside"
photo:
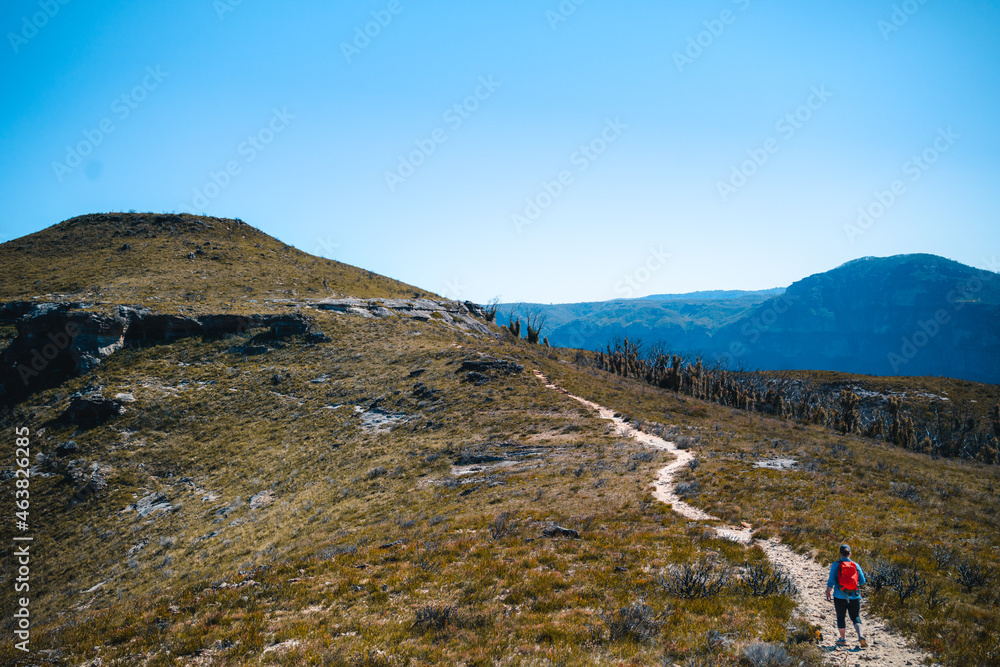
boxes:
[0,218,996,665]
[0,213,433,313]
[547,360,1000,665]
[0,313,814,666]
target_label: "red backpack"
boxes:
[837,560,859,593]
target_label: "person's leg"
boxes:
[849,598,864,641]
[834,598,848,641]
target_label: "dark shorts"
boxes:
[834,596,861,628]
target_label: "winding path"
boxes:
[534,371,935,666]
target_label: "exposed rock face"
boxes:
[314,298,493,334]
[459,358,524,375]
[0,303,319,402]
[62,391,126,427]
[131,492,173,517]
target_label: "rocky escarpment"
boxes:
[0,302,315,403]
[0,297,498,404]
[314,297,493,335]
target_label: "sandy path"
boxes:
[534,371,935,666]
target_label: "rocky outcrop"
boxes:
[0,302,319,403]
[457,356,524,385]
[314,298,493,335]
[0,295,496,403]
[61,390,126,427]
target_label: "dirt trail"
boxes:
[534,371,935,667]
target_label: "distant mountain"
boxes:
[712,254,1000,383]
[499,290,779,352]
[506,255,1000,384]
[643,288,786,302]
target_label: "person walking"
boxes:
[825,543,868,647]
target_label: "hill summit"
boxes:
[0,212,431,313]
[712,253,1000,382]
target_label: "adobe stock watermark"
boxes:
[887,266,993,373]
[183,107,295,211]
[341,0,403,63]
[718,292,800,368]
[615,246,671,298]
[546,0,586,31]
[512,117,627,234]
[312,236,340,259]
[843,127,958,244]
[51,66,169,183]
[441,278,467,301]
[15,323,80,386]
[214,0,244,21]
[673,0,751,73]
[7,0,71,54]
[878,0,931,40]
[384,75,501,192]
[716,85,833,202]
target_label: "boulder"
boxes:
[542,524,580,539]
[62,391,125,427]
[458,357,524,377]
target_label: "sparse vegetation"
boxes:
[0,214,994,665]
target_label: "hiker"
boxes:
[825,543,868,647]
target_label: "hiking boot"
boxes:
[858,637,868,648]
[835,638,848,646]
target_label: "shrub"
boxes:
[657,561,731,599]
[488,511,515,541]
[675,481,700,497]
[952,561,991,593]
[601,602,663,643]
[736,561,797,597]
[891,482,921,503]
[924,582,948,609]
[742,642,794,667]
[891,569,926,605]
[867,558,903,592]
[413,605,455,630]
[932,545,956,570]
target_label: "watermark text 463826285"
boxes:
[12,425,34,653]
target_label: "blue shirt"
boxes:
[827,558,866,600]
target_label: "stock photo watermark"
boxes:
[546,0,586,31]
[887,266,993,373]
[51,66,169,182]
[7,0,71,54]
[878,0,932,40]
[615,246,671,298]
[12,424,34,652]
[441,278,467,301]
[312,235,340,259]
[511,117,627,234]
[716,85,833,202]
[184,107,295,211]
[340,0,403,63]
[214,0,244,21]
[673,0,751,73]
[14,323,80,386]
[384,75,501,192]
[843,126,959,244]
[718,292,800,367]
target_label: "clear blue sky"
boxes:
[2,0,999,303]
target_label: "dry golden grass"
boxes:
[0,315,819,666]
[0,212,432,312]
[542,359,1000,665]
